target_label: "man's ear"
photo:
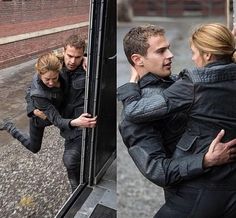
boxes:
[131,54,144,67]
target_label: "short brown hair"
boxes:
[64,34,86,52]
[123,25,165,65]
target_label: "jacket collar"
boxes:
[62,63,84,74]
[205,58,232,68]
[139,72,174,88]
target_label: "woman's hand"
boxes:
[232,24,236,37]
[82,56,87,71]
[33,109,47,120]
[130,65,139,83]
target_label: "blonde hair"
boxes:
[35,53,62,75]
[190,23,236,62]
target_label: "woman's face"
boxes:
[191,44,206,67]
[40,70,59,88]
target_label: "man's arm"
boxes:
[119,119,236,187]
[33,97,96,130]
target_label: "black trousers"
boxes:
[5,118,48,153]
[155,185,236,218]
[7,117,82,191]
[63,135,82,192]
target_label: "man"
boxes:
[58,34,95,191]
[33,35,96,191]
[118,25,236,213]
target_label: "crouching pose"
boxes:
[0,52,96,154]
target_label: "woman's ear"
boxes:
[131,54,144,67]
[203,52,212,61]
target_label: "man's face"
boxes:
[142,35,173,77]
[64,45,84,71]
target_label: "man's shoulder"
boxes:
[74,65,86,74]
[60,66,86,81]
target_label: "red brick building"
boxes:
[132,0,226,17]
[0,0,90,69]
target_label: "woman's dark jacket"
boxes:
[26,73,71,131]
[122,60,236,187]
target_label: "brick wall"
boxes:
[0,0,90,69]
[132,0,226,17]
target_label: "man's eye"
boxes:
[156,49,164,54]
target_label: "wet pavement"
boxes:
[0,61,35,145]
[117,16,225,218]
[0,60,70,217]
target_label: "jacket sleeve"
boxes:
[118,76,194,123]
[32,96,72,131]
[119,118,205,187]
[25,86,36,117]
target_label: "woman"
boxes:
[121,23,236,217]
[0,53,96,153]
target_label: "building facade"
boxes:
[132,0,226,17]
[0,0,89,69]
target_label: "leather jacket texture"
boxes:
[122,60,236,187]
[60,64,86,140]
[118,73,205,187]
[25,73,71,130]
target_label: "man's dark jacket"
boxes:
[60,64,86,140]
[118,72,205,187]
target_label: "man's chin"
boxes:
[162,70,171,77]
[68,66,76,71]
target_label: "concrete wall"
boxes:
[0,0,90,69]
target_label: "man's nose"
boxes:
[70,57,76,63]
[49,80,53,85]
[167,49,174,59]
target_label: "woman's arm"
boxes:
[33,97,71,130]
[118,75,194,123]
[25,86,36,117]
